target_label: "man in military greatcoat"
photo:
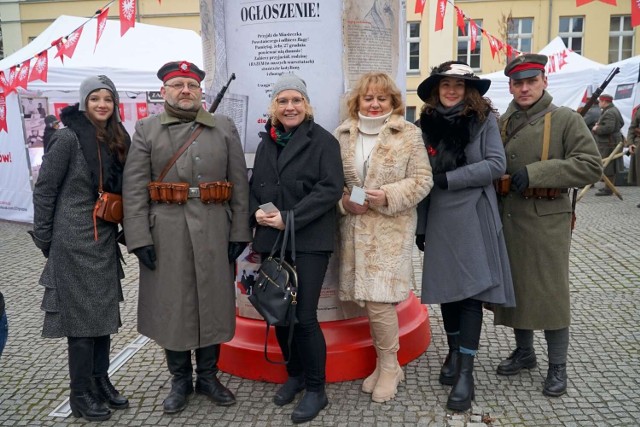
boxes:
[493,54,602,397]
[123,61,251,414]
[592,93,624,196]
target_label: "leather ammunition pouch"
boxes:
[147,182,189,204]
[198,181,233,204]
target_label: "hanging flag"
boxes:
[506,44,515,59]
[29,51,49,83]
[455,6,465,35]
[95,7,110,52]
[0,93,8,133]
[435,0,447,31]
[469,19,478,52]
[2,67,18,95]
[14,60,31,90]
[0,71,8,93]
[120,0,137,36]
[52,37,66,63]
[632,0,640,27]
[63,26,84,59]
[487,33,499,59]
[415,0,427,15]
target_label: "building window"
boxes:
[508,18,533,59]
[407,22,420,72]
[406,106,416,124]
[559,16,584,54]
[609,15,634,63]
[457,19,483,71]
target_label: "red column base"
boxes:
[220,292,430,383]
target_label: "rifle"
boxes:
[579,67,620,117]
[208,73,236,114]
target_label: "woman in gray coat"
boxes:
[416,61,515,412]
[30,76,130,422]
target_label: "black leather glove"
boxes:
[511,168,529,193]
[228,241,248,263]
[415,234,425,252]
[133,245,156,270]
[433,173,448,190]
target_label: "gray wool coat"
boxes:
[123,109,251,351]
[419,114,515,307]
[493,91,602,330]
[32,128,124,338]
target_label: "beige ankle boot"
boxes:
[371,351,404,402]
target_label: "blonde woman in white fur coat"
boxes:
[335,72,433,403]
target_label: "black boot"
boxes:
[291,388,328,424]
[163,349,194,414]
[543,363,567,397]
[70,390,112,421]
[439,334,459,385]
[496,347,537,376]
[68,337,112,421]
[94,376,129,409]
[446,353,475,412]
[195,345,236,406]
[274,375,305,406]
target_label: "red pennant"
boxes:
[576,0,596,5]
[63,26,83,59]
[120,0,137,36]
[29,51,49,83]
[506,44,515,59]
[414,0,426,15]
[455,6,465,35]
[95,8,110,52]
[435,0,447,31]
[2,67,19,95]
[0,93,7,133]
[633,0,640,27]
[469,19,478,52]
[136,102,148,119]
[52,37,66,63]
[15,60,31,90]
[0,71,8,93]
[487,34,499,59]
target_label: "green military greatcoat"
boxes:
[493,91,602,330]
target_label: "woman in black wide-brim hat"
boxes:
[415,61,515,412]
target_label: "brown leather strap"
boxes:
[542,111,552,161]
[157,125,205,182]
[503,105,557,146]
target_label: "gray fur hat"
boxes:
[271,73,309,102]
[78,75,121,122]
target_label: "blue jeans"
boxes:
[0,311,8,358]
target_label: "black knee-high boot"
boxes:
[163,349,193,414]
[92,335,129,410]
[68,337,112,421]
[446,353,475,412]
[195,345,236,406]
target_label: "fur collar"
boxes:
[420,109,473,174]
[60,104,128,195]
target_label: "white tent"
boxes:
[481,37,605,114]
[0,15,203,223]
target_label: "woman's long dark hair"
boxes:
[420,81,496,122]
[85,102,128,163]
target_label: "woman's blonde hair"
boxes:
[346,72,405,120]
[268,91,314,127]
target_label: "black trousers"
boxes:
[440,299,483,352]
[275,252,329,392]
[67,335,111,391]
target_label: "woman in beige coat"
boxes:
[335,72,432,403]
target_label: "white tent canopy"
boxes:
[0,15,203,92]
[481,37,606,114]
[0,15,203,223]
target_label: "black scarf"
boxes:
[60,104,130,195]
[420,103,474,174]
[164,102,199,122]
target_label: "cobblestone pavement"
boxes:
[1,186,639,426]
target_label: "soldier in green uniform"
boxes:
[493,54,602,397]
[592,93,624,196]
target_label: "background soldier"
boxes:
[493,54,602,398]
[123,61,250,414]
[592,93,624,196]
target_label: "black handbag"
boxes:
[248,211,298,364]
